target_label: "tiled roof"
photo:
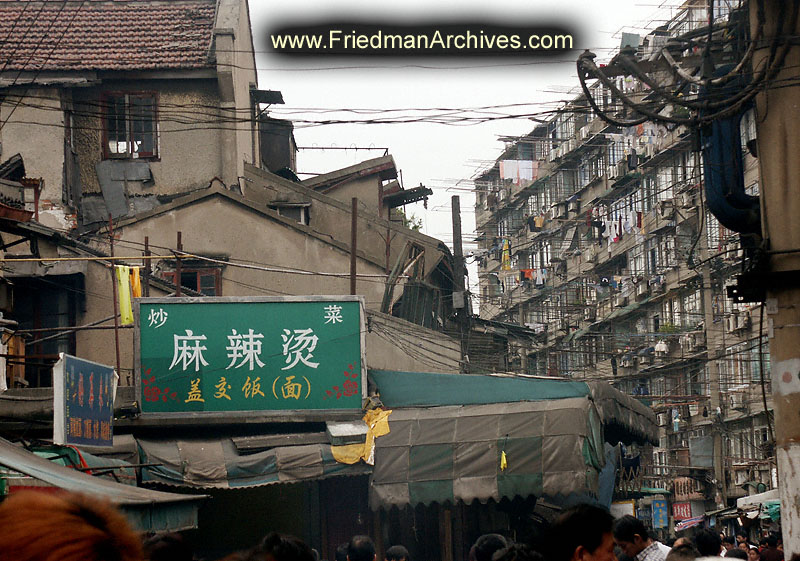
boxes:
[0,0,217,72]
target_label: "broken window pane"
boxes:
[104,93,157,158]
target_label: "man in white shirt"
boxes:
[613,515,671,561]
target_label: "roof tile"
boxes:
[0,0,217,72]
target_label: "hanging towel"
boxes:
[115,266,133,326]
[130,267,142,298]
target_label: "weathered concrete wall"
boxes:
[213,0,259,185]
[0,88,72,230]
[72,79,224,198]
[113,196,388,305]
[322,176,384,217]
[365,311,460,373]
[243,164,449,280]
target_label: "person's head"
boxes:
[335,543,349,561]
[385,545,409,561]
[255,532,315,561]
[665,543,699,561]
[747,548,760,561]
[765,535,777,549]
[347,536,376,561]
[143,532,192,561]
[673,538,691,548]
[474,535,509,561]
[492,544,544,561]
[613,516,652,559]
[736,533,748,545]
[722,536,736,551]
[0,490,143,561]
[725,548,748,560]
[550,504,616,561]
[738,542,749,552]
[694,528,722,557]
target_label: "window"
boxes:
[270,204,310,225]
[104,93,158,158]
[162,268,222,296]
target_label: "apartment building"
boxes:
[473,0,774,527]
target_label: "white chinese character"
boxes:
[281,328,319,370]
[147,308,168,328]
[323,304,343,324]
[169,330,209,372]
[225,328,266,370]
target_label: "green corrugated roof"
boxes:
[371,370,590,407]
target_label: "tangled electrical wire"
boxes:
[576,0,800,128]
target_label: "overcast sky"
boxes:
[248,0,683,295]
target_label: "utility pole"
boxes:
[351,198,358,295]
[451,196,469,372]
[750,1,800,555]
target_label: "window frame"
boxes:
[162,267,222,296]
[101,91,159,160]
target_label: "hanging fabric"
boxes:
[130,267,142,298]
[115,266,134,326]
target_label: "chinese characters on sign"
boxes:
[672,502,692,520]
[53,354,116,447]
[138,298,364,414]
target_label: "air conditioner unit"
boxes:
[729,391,746,410]
[568,199,580,213]
[555,202,567,218]
[607,165,618,179]
[549,148,558,162]
[736,310,752,331]
[657,412,668,426]
[568,139,577,153]
[651,279,665,294]
[621,357,633,368]
[679,191,696,209]
[726,315,737,333]
[658,200,674,219]
[584,307,597,322]
[616,159,628,177]
[579,125,590,140]
[636,282,650,298]
[614,294,628,307]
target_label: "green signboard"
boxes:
[135,297,365,415]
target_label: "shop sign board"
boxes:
[672,501,692,520]
[53,354,116,447]
[652,498,669,528]
[135,297,365,415]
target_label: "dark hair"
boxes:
[348,536,376,561]
[723,536,737,546]
[492,544,544,561]
[665,543,699,561]
[336,543,350,561]
[257,532,315,561]
[144,532,193,561]
[694,528,722,557]
[726,549,749,559]
[385,545,409,561]
[550,504,614,561]
[613,515,649,543]
[474,534,509,561]
[766,535,778,548]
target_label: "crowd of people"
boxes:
[0,491,795,561]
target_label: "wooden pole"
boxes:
[350,198,357,295]
[143,236,151,297]
[108,215,121,381]
[175,231,182,297]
